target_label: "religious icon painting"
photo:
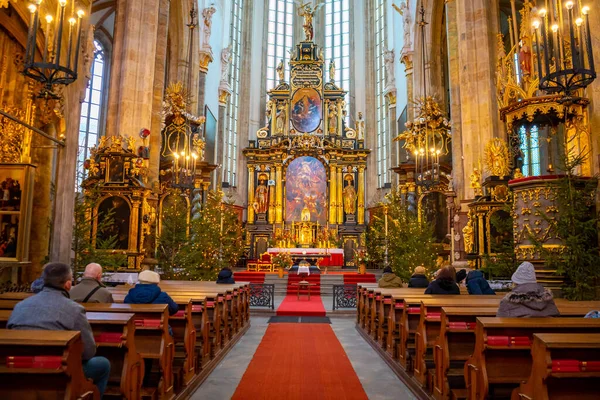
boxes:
[107,158,125,183]
[290,88,322,134]
[0,168,23,212]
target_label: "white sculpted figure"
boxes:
[220,45,232,82]
[384,49,395,87]
[393,1,412,49]
[202,6,217,46]
[356,112,365,140]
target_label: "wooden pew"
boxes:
[512,333,600,400]
[414,298,503,388]
[0,329,99,399]
[433,305,600,400]
[83,303,174,400]
[0,300,20,310]
[465,317,600,400]
[86,312,143,400]
[0,292,32,301]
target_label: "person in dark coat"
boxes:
[408,266,429,288]
[378,266,403,288]
[496,262,559,318]
[217,267,235,284]
[124,270,178,315]
[465,270,495,295]
[424,266,460,295]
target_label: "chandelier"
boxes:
[397,5,451,189]
[532,1,595,98]
[24,0,85,98]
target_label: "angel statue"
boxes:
[392,1,412,49]
[276,59,285,82]
[329,59,336,82]
[295,1,325,41]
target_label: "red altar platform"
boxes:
[267,248,344,267]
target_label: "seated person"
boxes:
[424,266,460,295]
[408,266,429,288]
[496,262,559,317]
[30,276,44,293]
[464,269,495,295]
[378,266,403,288]
[124,270,178,315]
[70,263,114,303]
[7,262,110,397]
[217,266,235,284]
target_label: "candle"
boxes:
[73,10,84,73]
[55,0,67,67]
[66,17,76,69]
[44,15,53,63]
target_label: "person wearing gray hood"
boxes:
[496,261,560,318]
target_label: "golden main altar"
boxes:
[243,8,369,265]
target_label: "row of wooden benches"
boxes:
[356,283,600,400]
[0,281,252,400]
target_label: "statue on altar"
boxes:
[296,1,324,41]
[301,205,311,221]
[255,174,269,214]
[299,222,313,246]
[343,175,357,214]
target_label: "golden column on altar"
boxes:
[268,166,276,224]
[357,166,365,224]
[329,164,337,225]
[275,165,283,223]
[247,165,255,223]
[337,166,343,223]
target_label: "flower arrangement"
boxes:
[272,252,293,270]
[354,249,371,264]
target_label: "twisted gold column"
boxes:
[275,165,283,223]
[329,164,337,225]
[358,166,365,224]
[337,167,343,223]
[248,165,255,224]
[268,167,276,224]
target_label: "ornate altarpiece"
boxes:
[243,39,370,263]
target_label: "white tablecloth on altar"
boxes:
[297,265,311,275]
[267,248,344,267]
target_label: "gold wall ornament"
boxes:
[483,138,511,178]
[462,218,474,254]
[198,49,214,73]
[513,168,524,179]
[491,184,511,203]
[469,168,483,196]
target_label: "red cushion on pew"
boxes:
[375,296,381,301]
[134,319,161,328]
[95,333,123,343]
[383,299,392,304]
[552,359,581,372]
[226,295,232,300]
[6,356,62,369]
[173,310,186,318]
[448,322,468,329]
[427,312,441,320]
[206,301,215,307]
[407,307,420,314]
[581,361,600,372]
[394,302,404,309]
[191,305,204,312]
[487,336,531,347]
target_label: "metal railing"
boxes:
[332,284,358,310]
[249,283,275,310]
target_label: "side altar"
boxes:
[243,7,369,266]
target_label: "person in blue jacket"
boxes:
[464,269,496,295]
[124,270,178,315]
[217,267,235,284]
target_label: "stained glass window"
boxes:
[375,0,389,187]
[266,0,294,94]
[519,124,541,177]
[223,0,244,186]
[325,0,351,117]
[77,40,105,190]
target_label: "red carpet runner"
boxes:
[276,294,326,317]
[232,324,368,400]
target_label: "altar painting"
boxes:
[285,156,327,224]
[290,88,322,133]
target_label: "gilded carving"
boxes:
[484,138,511,178]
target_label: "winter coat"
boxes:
[217,269,235,284]
[496,283,560,318]
[70,277,114,303]
[424,278,460,295]
[465,270,495,295]
[124,283,179,315]
[7,286,97,360]
[378,273,403,288]
[408,274,429,288]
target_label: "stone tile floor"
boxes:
[191,316,415,400]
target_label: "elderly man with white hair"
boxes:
[70,263,114,303]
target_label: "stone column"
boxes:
[215,87,231,186]
[401,52,414,120]
[357,166,365,225]
[385,89,398,186]
[275,165,283,223]
[337,167,343,223]
[247,165,255,223]
[268,167,276,224]
[329,163,337,225]
[197,49,214,116]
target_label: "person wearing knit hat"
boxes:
[496,262,560,317]
[408,266,429,288]
[124,270,178,315]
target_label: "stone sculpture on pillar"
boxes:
[384,49,396,88]
[201,6,217,49]
[220,45,232,83]
[393,1,412,50]
[356,112,365,140]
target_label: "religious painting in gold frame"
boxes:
[0,164,35,262]
[290,88,322,133]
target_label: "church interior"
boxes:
[1,0,600,399]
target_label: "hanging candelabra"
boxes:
[532,1,595,98]
[397,5,451,189]
[24,0,85,98]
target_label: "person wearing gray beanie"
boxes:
[496,262,559,317]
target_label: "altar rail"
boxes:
[332,284,358,310]
[249,283,275,310]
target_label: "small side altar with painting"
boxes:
[243,4,370,267]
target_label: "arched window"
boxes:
[325,0,351,113]
[77,40,106,189]
[266,0,294,94]
[519,124,541,177]
[374,0,389,187]
[224,0,245,187]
